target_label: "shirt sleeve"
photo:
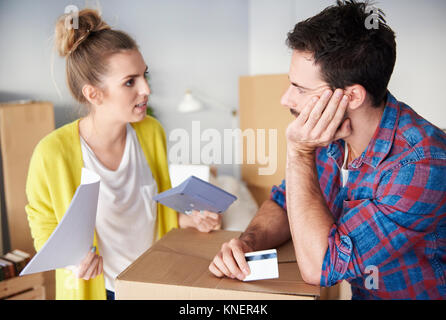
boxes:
[320,160,446,287]
[270,179,287,210]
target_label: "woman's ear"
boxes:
[82,84,103,106]
[344,85,367,111]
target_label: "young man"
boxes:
[209,1,446,299]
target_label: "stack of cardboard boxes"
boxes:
[0,101,55,299]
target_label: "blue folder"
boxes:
[153,176,237,214]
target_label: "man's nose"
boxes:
[280,86,295,109]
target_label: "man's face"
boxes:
[281,50,331,117]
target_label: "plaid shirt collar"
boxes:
[327,91,400,169]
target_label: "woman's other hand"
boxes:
[179,210,222,233]
[67,246,103,280]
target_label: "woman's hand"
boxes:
[67,246,103,280]
[179,210,222,233]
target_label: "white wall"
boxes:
[0,0,445,176]
[249,0,446,129]
[248,0,296,75]
[0,0,249,175]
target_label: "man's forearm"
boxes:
[239,199,291,251]
[286,152,334,284]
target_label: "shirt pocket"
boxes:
[140,183,158,222]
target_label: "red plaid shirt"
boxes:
[271,92,446,299]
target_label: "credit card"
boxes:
[243,249,279,282]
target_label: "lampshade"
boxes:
[177,90,203,113]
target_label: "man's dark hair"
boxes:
[286,0,396,107]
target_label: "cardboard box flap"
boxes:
[153,228,296,263]
[117,248,319,297]
[118,250,210,286]
[153,228,241,261]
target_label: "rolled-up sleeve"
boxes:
[270,179,287,210]
[321,223,354,286]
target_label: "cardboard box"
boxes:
[0,101,55,254]
[0,101,55,299]
[239,74,292,206]
[115,228,320,300]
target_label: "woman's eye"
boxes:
[125,78,135,87]
[144,71,149,80]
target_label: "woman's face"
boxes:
[95,49,150,123]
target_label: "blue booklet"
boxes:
[153,176,237,214]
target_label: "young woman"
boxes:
[25,9,221,300]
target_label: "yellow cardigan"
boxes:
[25,116,179,300]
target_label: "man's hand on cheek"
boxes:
[286,88,351,158]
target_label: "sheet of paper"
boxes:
[20,168,100,276]
[243,249,279,282]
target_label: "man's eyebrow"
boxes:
[121,65,148,81]
[288,76,311,90]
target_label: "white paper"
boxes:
[243,249,279,282]
[20,168,100,276]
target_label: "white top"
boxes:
[341,144,349,187]
[80,124,157,291]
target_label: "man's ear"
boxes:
[344,85,367,111]
[82,84,103,106]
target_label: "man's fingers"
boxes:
[328,95,351,140]
[221,244,244,279]
[295,96,317,125]
[212,253,232,278]
[231,242,250,277]
[312,89,345,136]
[304,89,333,129]
[209,261,224,278]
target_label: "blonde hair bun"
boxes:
[54,8,110,57]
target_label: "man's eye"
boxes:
[125,79,134,87]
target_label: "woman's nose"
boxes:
[140,78,151,96]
